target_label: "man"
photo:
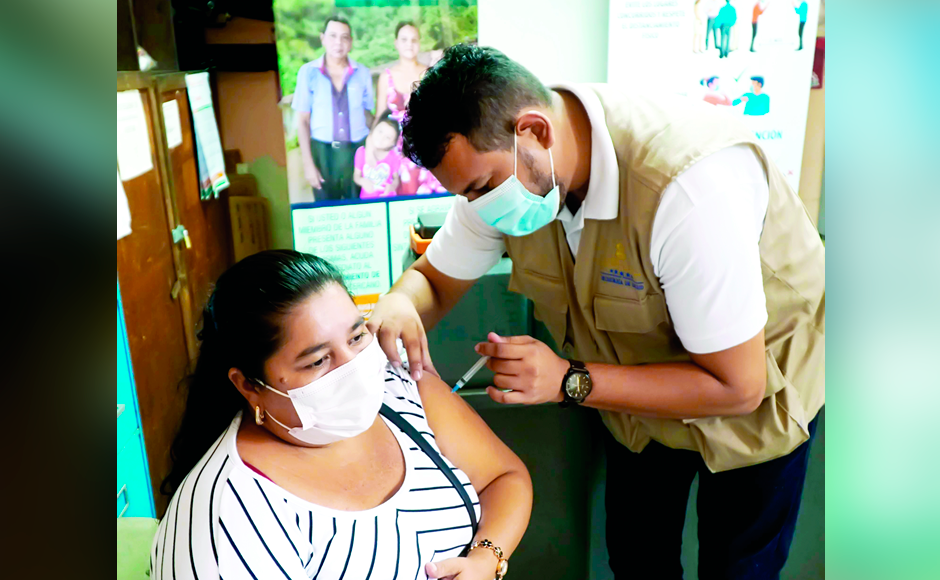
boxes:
[734,76,771,116]
[368,45,825,579]
[293,16,375,202]
[716,0,738,58]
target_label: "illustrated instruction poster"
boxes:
[607,0,820,188]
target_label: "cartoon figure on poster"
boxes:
[276,1,476,206]
[692,0,812,58]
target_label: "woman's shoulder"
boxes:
[151,418,241,579]
[382,363,425,411]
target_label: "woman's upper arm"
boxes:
[417,375,527,493]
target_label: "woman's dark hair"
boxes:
[395,20,419,38]
[160,250,349,496]
[372,109,402,139]
[401,44,551,170]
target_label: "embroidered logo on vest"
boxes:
[600,242,644,290]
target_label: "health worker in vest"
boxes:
[367,45,825,579]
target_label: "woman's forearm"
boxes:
[472,468,532,558]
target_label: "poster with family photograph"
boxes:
[276,0,477,206]
[275,0,476,305]
[607,0,820,190]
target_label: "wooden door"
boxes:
[116,74,190,516]
[157,74,233,334]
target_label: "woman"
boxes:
[152,250,531,580]
[372,21,446,195]
[374,21,425,134]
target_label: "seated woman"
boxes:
[152,250,531,580]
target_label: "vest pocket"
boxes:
[593,294,668,334]
[509,269,569,346]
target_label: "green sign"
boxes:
[292,203,392,296]
[387,196,456,281]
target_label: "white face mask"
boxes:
[258,338,388,445]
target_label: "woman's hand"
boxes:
[425,548,499,579]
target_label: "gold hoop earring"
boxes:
[255,406,265,426]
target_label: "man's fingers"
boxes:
[475,341,527,360]
[375,324,404,368]
[487,332,536,345]
[487,386,528,405]
[420,333,440,378]
[401,320,427,381]
[486,358,526,376]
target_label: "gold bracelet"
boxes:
[468,539,509,579]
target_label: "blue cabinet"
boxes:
[117,280,156,519]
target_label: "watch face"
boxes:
[566,372,591,400]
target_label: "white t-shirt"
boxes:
[151,365,480,580]
[424,84,769,355]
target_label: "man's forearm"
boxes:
[582,360,763,418]
[297,121,316,168]
[388,267,446,329]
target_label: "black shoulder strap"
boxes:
[379,404,478,536]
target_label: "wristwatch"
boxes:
[560,359,592,407]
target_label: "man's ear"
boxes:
[515,111,555,150]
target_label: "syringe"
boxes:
[452,355,491,392]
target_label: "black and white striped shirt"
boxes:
[151,364,481,580]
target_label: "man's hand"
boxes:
[367,292,438,381]
[304,163,325,190]
[476,332,569,405]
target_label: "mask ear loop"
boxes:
[251,378,294,430]
[513,130,518,177]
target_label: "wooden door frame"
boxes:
[118,72,199,368]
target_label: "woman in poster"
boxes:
[373,21,446,195]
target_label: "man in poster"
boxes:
[293,16,375,202]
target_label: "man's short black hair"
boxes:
[322,15,351,35]
[751,75,765,87]
[395,21,419,38]
[401,44,552,169]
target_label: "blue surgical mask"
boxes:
[469,129,560,236]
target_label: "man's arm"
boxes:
[368,196,504,379]
[296,112,323,189]
[479,329,766,418]
[368,255,477,379]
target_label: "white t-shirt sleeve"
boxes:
[650,145,769,354]
[424,196,506,280]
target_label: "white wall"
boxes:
[478,0,610,85]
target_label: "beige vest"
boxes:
[504,85,825,472]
